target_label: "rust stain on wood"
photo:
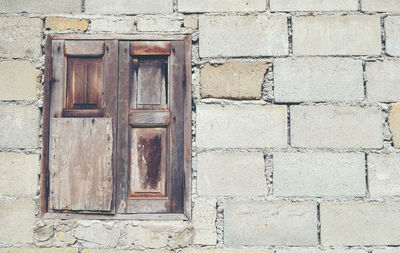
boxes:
[130,41,171,56]
[138,134,162,189]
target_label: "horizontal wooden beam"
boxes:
[130,41,171,56]
[129,110,171,127]
[64,40,105,56]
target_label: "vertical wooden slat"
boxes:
[41,35,53,216]
[183,35,192,219]
[116,41,130,213]
[168,40,185,213]
[50,40,65,118]
[103,40,119,214]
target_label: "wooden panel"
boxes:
[64,40,105,56]
[49,118,113,211]
[51,34,187,41]
[128,110,170,127]
[130,128,167,197]
[66,57,103,110]
[136,59,167,107]
[116,41,131,213]
[126,199,169,213]
[62,109,104,117]
[168,41,185,213]
[50,40,65,118]
[130,41,171,55]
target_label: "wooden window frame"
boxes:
[40,34,192,220]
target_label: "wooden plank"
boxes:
[116,41,131,213]
[50,40,65,118]
[64,40,105,56]
[130,128,167,197]
[51,34,187,41]
[126,199,169,213]
[49,118,113,211]
[66,57,103,109]
[128,110,170,126]
[130,41,171,55]
[183,35,192,219]
[43,212,188,220]
[137,59,167,106]
[62,109,104,117]
[168,40,185,213]
[41,35,53,216]
[103,40,119,214]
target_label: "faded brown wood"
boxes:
[102,40,119,214]
[41,35,53,216]
[130,41,171,55]
[183,35,192,219]
[130,128,167,197]
[126,199,169,213]
[43,212,188,220]
[62,109,104,117]
[50,40,65,118]
[168,40,185,213]
[64,40,105,56]
[66,57,103,110]
[137,59,167,107]
[116,41,130,213]
[49,118,113,211]
[128,110,170,126]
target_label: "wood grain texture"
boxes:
[130,41,171,55]
[49,118,113,211]
[130,128,167,197]
[183,35,192,219]
[51,34,187,41]
[128,110,171,126]
[137,59,167,107]
[168,40,185,213]
[50,40,65,118]
[126,199,169,213]
[64,40,105,56]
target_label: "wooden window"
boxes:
[41,35,192,220]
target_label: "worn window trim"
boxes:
[40,34,192,220]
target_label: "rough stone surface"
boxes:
[389,104,400,148]
[293,15,381,56]
[199,15,288,57]
[197,152,267,196]
[73,221,121,248]
[321,202,400,245]
[90,18,134,33]
[183,18,198,29]
[362,0,400,12]
[385,16,400,57]
[0,152,39,196]
[0,60,41,100]
[0,199,36,244]
[201,61,267,99]
[274,58,363,102]
[120,221,192,249]
[136,18,182,32]
[85,0,173,14]
[369,154,400,197]
[184,251,270,253]
[0,17,43,58]
[373,250,400,253]
[0,249,78,253]
[197,104,287,148]
[192,199,217,245]
[225,201,317,246]
[270,0,358,11]
[366,60,400,102]
[0,0,81,13]
[82,250,172,253]
[45,17,88,31]
[291,105,383,148]
[273,153,366,197]
[0,105,40,149]
[178,0,266,13]
[277,250,367,253]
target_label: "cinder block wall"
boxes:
[1,0,400,252]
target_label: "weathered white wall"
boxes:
[1,0,400,252]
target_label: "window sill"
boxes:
[42,212,189,221]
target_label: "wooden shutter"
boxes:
[117,41,186,213]
[48,40,118,212]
